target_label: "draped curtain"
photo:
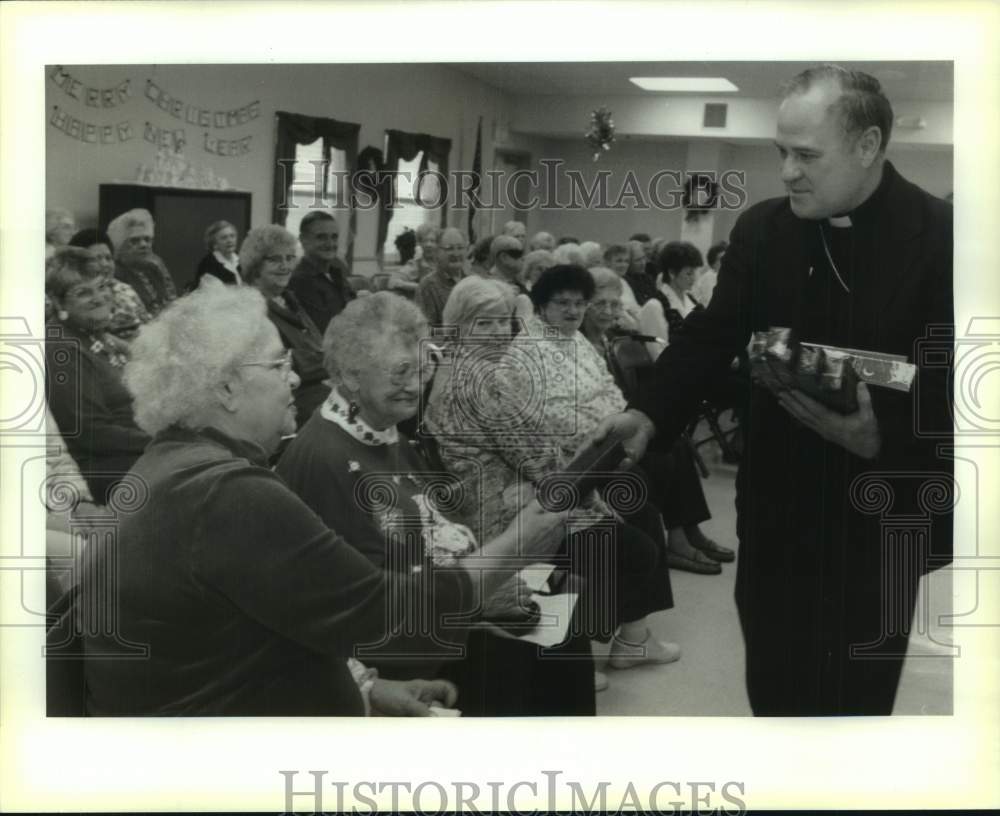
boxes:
[272,111,360,269]
[376,129,452,259]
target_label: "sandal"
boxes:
[666,549,722,575]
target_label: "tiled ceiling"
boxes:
[451,61,953,102]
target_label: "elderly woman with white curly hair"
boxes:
[240,224,330,426]
[74,284,485,716]
[276,291,591,715]
[106,208,176,317]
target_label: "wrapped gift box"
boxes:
[750,327,916,414]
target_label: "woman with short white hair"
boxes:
[194,220,241,287]
[46,207,76,248]
[436,264,681,678]
[76,284,473,716]
[552,242,585,267]
[428,276,523,545]
[579,240,604,269]
[106,208,176,316]
[277,291,586,715]
[521,248,556,288]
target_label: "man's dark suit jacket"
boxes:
[287,255,355,334]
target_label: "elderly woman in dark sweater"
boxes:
[70,285,555,716]
[277,292,591,715]
[106,208,176,317]
[194,220,242,287]
[241,225,330,426]
[44,247,150,504]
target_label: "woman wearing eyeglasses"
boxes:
[277,292,588,715]
[428,265,679,689]
[44,247,150,504]
[72,285,490,716]
[241,225,330,427]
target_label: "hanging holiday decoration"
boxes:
[683,173,720,221]
[144,79,260,129]
[585,106,615,161]
[50,105,133,144]
[49,66,132,108]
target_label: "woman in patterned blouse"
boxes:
[44,247,150,503]
[69,228,150,339]
[427,268,680,685]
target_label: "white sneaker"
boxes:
[608,628,681,670]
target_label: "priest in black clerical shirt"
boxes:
[594,65,954,716]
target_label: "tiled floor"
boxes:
[596,459,954,716]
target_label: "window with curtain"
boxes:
[272,111,360,269]
[284,139,349,239]
[376,129,452,267]
[380,151,443,264]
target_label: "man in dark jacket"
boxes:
[287,211,354,333]
[595,65,953,715]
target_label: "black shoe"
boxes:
[690,536,736,563]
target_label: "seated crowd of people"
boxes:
[43,204,741,717]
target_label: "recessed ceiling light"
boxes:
[630,77,739,92]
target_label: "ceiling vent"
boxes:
[703,103,728,128]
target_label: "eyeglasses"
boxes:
[239,350,294,378]
[440,244,467,253]
[590,299,623,313]
[264,253,298,265]
[384,358,436,386]
[548,297,587,312]
[501,249,524,259]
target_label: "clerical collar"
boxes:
[320,387,399,446]
[829,161,895,228]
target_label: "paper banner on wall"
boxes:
[49,66,131,108]
[50,105,133,144]
[203,132,253,157]
[144,79,260,129]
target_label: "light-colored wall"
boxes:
[46,63,513,273]
[501,138,952,251]
[521,137,689,245]
[713,142,954,245]
[511,93,954,148]
[47,64,953,268]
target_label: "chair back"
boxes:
[607,334,656,402]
